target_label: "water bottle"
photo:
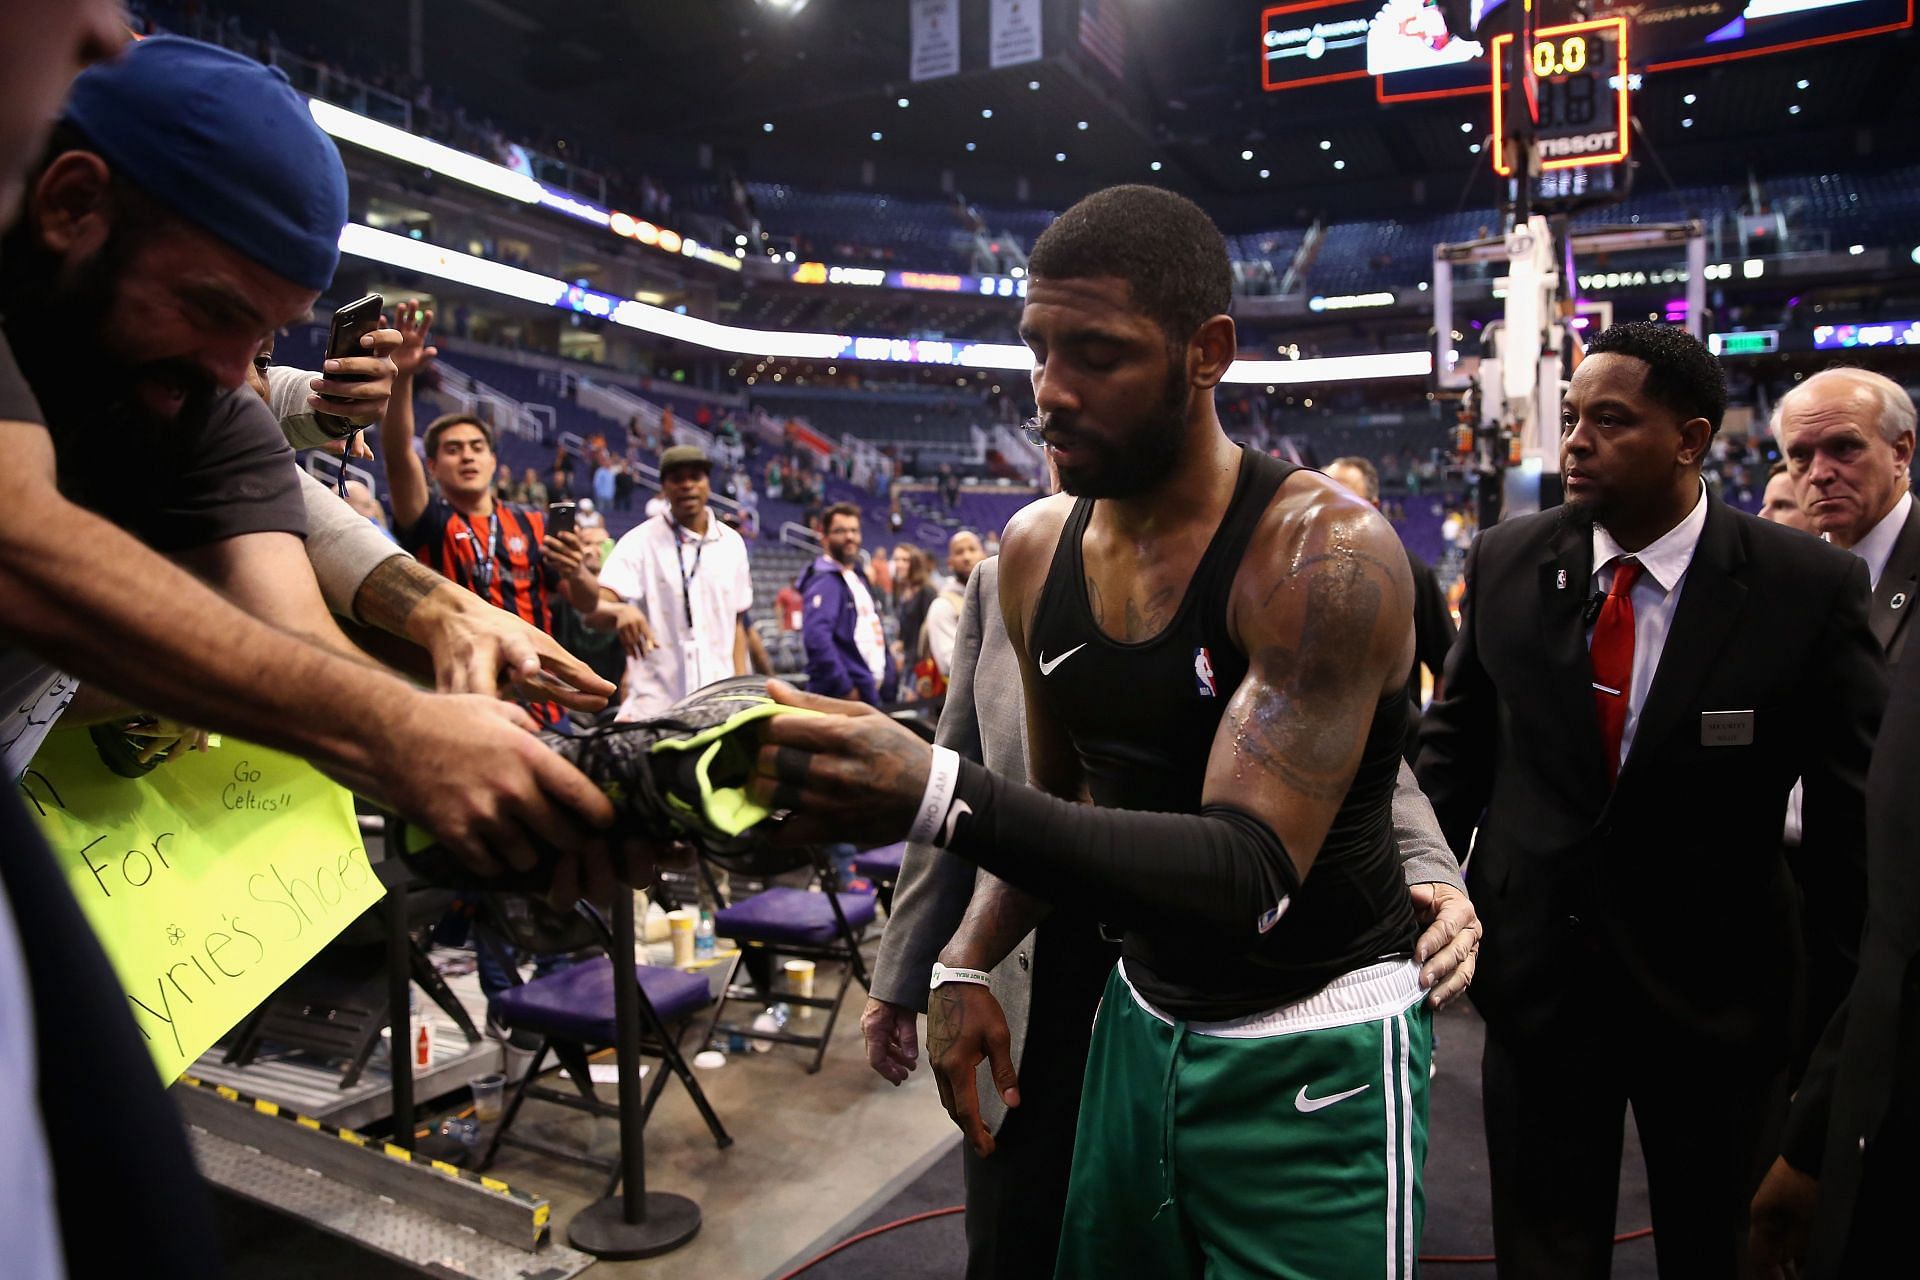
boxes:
[695,909,716,960]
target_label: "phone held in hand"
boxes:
[315,293,383,439]
[547,500,578,537]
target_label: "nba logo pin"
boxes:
[1556,569,1568,590]
[1194,647,1217,698]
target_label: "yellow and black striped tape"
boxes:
[177,1075,552,1238]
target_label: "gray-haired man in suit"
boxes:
[864,554,1485,1278]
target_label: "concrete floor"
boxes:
[478,967,961,1279]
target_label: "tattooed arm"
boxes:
[1205,479,1415,874]
[352,555,614,708]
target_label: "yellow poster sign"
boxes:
[17,731,385,1081]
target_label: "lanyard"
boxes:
[463,508,501,591]
[672,517,705,628]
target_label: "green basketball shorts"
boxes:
[1054,959,1433,1280]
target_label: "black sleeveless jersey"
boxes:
[1027,447,1418,1020]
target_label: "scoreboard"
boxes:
[1491,17,1630,176]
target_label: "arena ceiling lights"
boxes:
[338,223,1432,384]
[308,101,740,273]
[309,100,545,205]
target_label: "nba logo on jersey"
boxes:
[1193,646,1216,698]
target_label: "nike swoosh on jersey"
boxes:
[1294,1083,1370,1113]
[1037,643,1089,676]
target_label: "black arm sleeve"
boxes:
[942,756,1301,941]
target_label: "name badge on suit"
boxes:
[1700,709,1755,747]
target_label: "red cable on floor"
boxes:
[775,1210,1655,1275]
[774,1206,965,1280]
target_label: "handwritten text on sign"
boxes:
[18,731,384,1081]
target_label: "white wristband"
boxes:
[908,745,963,846]
[930,962,992,990]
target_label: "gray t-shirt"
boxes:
[0,334,308,776]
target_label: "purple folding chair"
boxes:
[478,897,731,1194]
[706,847,877,1074]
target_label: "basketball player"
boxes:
[750,185,1438,1277]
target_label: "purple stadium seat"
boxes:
[478,909,731,1185]
[850,842,906,883]
[709,877,877,1073]
[714,884,876,943]
[489,956,713,1043]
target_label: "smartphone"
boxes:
[547,500,578,537]
[315,293,384,436]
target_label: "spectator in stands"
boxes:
[644,487,670,521]
[920,530,983,684]
[940,462,961,508]
[566,444,754,720]
[736,473,760,538]
[593,450,618,512]
[377,302,598,730]
[891,542,936,668]
[577,497,606,539]
[799,502,895,705]
[1761,459,1813,531]
[776,578,805,632]
[521,465,549,509]
[613,453,634,511]
[1326,455,1458,752]
[868,541,894,599]
[552,442,575,495]
[493,459,516,508]
[340,479,392,535]
[766,455,785,500]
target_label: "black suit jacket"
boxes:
[1416,495,1884,1057]
[1402,546,1458,759]
[1780,637,1920,1274]
[1867,497,1920,666]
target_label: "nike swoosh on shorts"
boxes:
[1294,1083,1371,1113]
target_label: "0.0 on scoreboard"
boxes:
[1491,17,1630,176]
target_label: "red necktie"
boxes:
[1590,558,1642,785]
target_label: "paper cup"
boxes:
[666,910,696,966]
[784,959,816,1001]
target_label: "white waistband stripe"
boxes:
[1117,959,1426,1038]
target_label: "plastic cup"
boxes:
[470,1072,506,1124]
[666,909,696,966]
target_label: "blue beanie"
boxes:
[61,35,347,292]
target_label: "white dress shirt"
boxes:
[1841,489,1911,592]
[1588,480,1710,771]
[598,512,752,721]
